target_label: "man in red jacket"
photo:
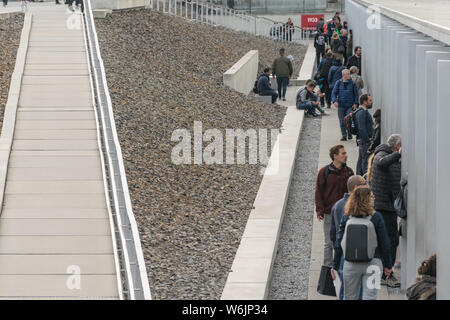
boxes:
[315,144,354,267]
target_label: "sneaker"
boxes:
[340,137,347,141]
[347,135,353,140]
[381,274,401,288]
[282,97,286,101]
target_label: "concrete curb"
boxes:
[0,12,32,213]
[297,40,316,85]
[221,106,305,300]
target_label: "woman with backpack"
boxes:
[331,32,345,63]
[331,185,393,300]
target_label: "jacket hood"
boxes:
[374,143,392,155]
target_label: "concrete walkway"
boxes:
[0,3,120,299]
[307,105,405,300]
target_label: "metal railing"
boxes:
[148,0,311,44]
[84,0,152,300]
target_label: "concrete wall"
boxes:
[223,50,259,95]
[346,0,450,299]
[91,0,148,10]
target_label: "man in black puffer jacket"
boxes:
[370,134,402,287]
[319,52,334,108]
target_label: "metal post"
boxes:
[157,0,159,10]
[150,0,153,9]
[191,1,193,20]
[163,0,166,13]
[196,0,198,22]
[185,0,188,19]
[168,0,171,15]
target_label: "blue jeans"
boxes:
[297,101,316,113]
[260,90,278,103]
[276,77,289,99]
[357,140,370,176]
[338,106,353,138]
[339,256,363,300]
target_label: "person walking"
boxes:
[257,68,278,104]
[349,66,364,96]
[354,94,374,176]
[319,52,334,108]
[315,145,354,270]
[296,80,325,116]
[370,134,402,287]
[314,27,327,68]
[328,56,345,91]
[347,46,362,76]
[331,185,393,300]
[285,18,294,42]
[330,32,345,63]
[331,69,359,141]
[340,29,349,65]
[227,0,234,9]
[326,19,336,46]
[272,48,293,102]
[2,0,7,7]
[316,17,325,33]
[368,109,381,154]
[330,175,366,300]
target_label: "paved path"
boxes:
[307,105,404,300]
[0,3,120,299]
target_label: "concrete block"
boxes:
[223,50,258,95]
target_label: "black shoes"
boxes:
[340,137,347,141]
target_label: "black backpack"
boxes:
[344,108,362,136]
[394,182,407,219]
[253,79,259,94]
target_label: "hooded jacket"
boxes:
[371,144,402,212]
[272,55,293,78]
[257,73,272,93]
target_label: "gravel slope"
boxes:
[268,116,322,300]
[0,13,24,134]
[95,8,306,299]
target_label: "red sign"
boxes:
[301,14,324,30]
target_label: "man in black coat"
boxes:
[347,46,362,76]
[319,51,334,108]
[370,134,402,287]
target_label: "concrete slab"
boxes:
[15,120,97,130]
[13,130,98,140]
[0,236,114,254]
[0,208,108,219]
[22,75,90,85]
[221,282,266,300]
[0,255,116,275]
[12,140,99,150]
[8,156,101,167]
[5,180,105,194]
[7,167,103,181]
[3,194,107,209]
[17,111,94,120]
[0,275,119,298]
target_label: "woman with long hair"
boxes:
[331,185,393,300]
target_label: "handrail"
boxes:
[84,0,152,300]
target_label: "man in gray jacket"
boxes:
[370,134,402,288]
[272,48,293,101]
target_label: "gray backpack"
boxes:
[342,215,378,262]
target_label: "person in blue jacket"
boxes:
[257,67,278,104]
[331,69,359,141]
[328,58,345,92]
[354,94,374,176]
[331,185,393,300]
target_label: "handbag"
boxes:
[394,182,407,219]
[317,265,337,296]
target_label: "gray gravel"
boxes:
[0,13,23,133]
[95,8,306,300]
[268,116,322,300]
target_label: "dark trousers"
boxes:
[316,49,325,67]
[276,77,289,99]
[338,106,353,138]
[356,140,370,176]
[324,82,332,106]
[379,210,399,269]
[260,90,278,104]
